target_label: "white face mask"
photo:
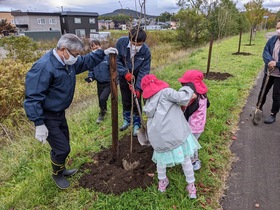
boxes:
[129,42,143,58]
[63,49,78,65]
[276,29,280,36]
[132,44,142,52]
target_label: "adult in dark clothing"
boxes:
[257,20,280,124]
[24,34,117,189]
[115,27,151,136]
[85,40,111,123]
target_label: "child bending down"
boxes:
[141,74,201,199]
[179,70,210,171]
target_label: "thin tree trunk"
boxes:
[249,27,253,45]
[238,30,242,53]
[206,34,214,75]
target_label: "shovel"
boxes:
[128,83,150,145]
[121,84,150,171]
[133,94,150,146]
[252,69,270,126]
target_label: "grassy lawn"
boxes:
[0,31,267,210]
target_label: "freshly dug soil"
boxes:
[78,135,156,195]
[204,72,233,81]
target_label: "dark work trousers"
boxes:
[97,81,111,114]
[119,75,142,114]
[257,73,280,114]
[44,110,70,165]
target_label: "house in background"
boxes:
[11,11,61,32]
[60,11,99,38]
[0,11,16,27]
[145,25,161,30]
[98,19,114,30]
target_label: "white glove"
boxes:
[35,124,48,144]
[104,47,118,55]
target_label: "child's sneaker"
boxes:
[96,115,104,124]
[187,183,197,199]
[158,177,169,192]
[192,160,201,171]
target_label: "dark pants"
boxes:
[44,110,70,164]
[97,82,111,115]
[119,76,142,114]
[257,74,280,114]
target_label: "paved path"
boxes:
[221,32,280,210]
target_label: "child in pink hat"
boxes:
[178,70,210,171]
[141,74,201,198]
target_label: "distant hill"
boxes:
[101,9,158,19]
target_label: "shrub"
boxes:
[0,59,31,123]
[0,36,46,63]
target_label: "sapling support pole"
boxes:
[206,33,214,76]
[109,54,119,160]
[237,30,242,54]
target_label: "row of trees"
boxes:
[173,0,279,47]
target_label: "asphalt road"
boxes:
[221,32,280,210]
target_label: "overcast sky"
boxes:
[0,0,279,16]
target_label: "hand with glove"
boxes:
[84,77,94,83]
[104,47,118,55]
[35,124,49,144]
[128,84,141,98]
[125,72,134,82]
[135,90,141,98]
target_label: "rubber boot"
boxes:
[51,160,70,189]
[120,111,131,131]
[62,168,78,177]
[133,114,141,137]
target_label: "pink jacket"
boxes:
[188,97,207,134]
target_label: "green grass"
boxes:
[0,31,267,210]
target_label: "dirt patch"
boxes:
[78,135,156,195]
[232,52,252,56]
[204,72,233,81]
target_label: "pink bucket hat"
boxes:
[178,70,208,94]
[141,74,169,99]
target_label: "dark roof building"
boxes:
[60,11,99,38]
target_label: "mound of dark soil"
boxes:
[78,135,156,195]
[232,52,252,56]
[204,72,233,81]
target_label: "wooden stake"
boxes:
[109,54,119,160]
[206,33,214,75]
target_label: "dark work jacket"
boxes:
[263,35,280,74]
[115,36,151,91]
[88,55,110,83]
[24,49,106,126]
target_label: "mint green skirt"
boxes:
[152,133,201,167]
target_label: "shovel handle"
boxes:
[128,81,146,126]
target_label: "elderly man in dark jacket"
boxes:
[257,20,280,124]
[24,33,117,189]
[115,27,151,136]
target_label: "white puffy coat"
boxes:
[143,86,194,152]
